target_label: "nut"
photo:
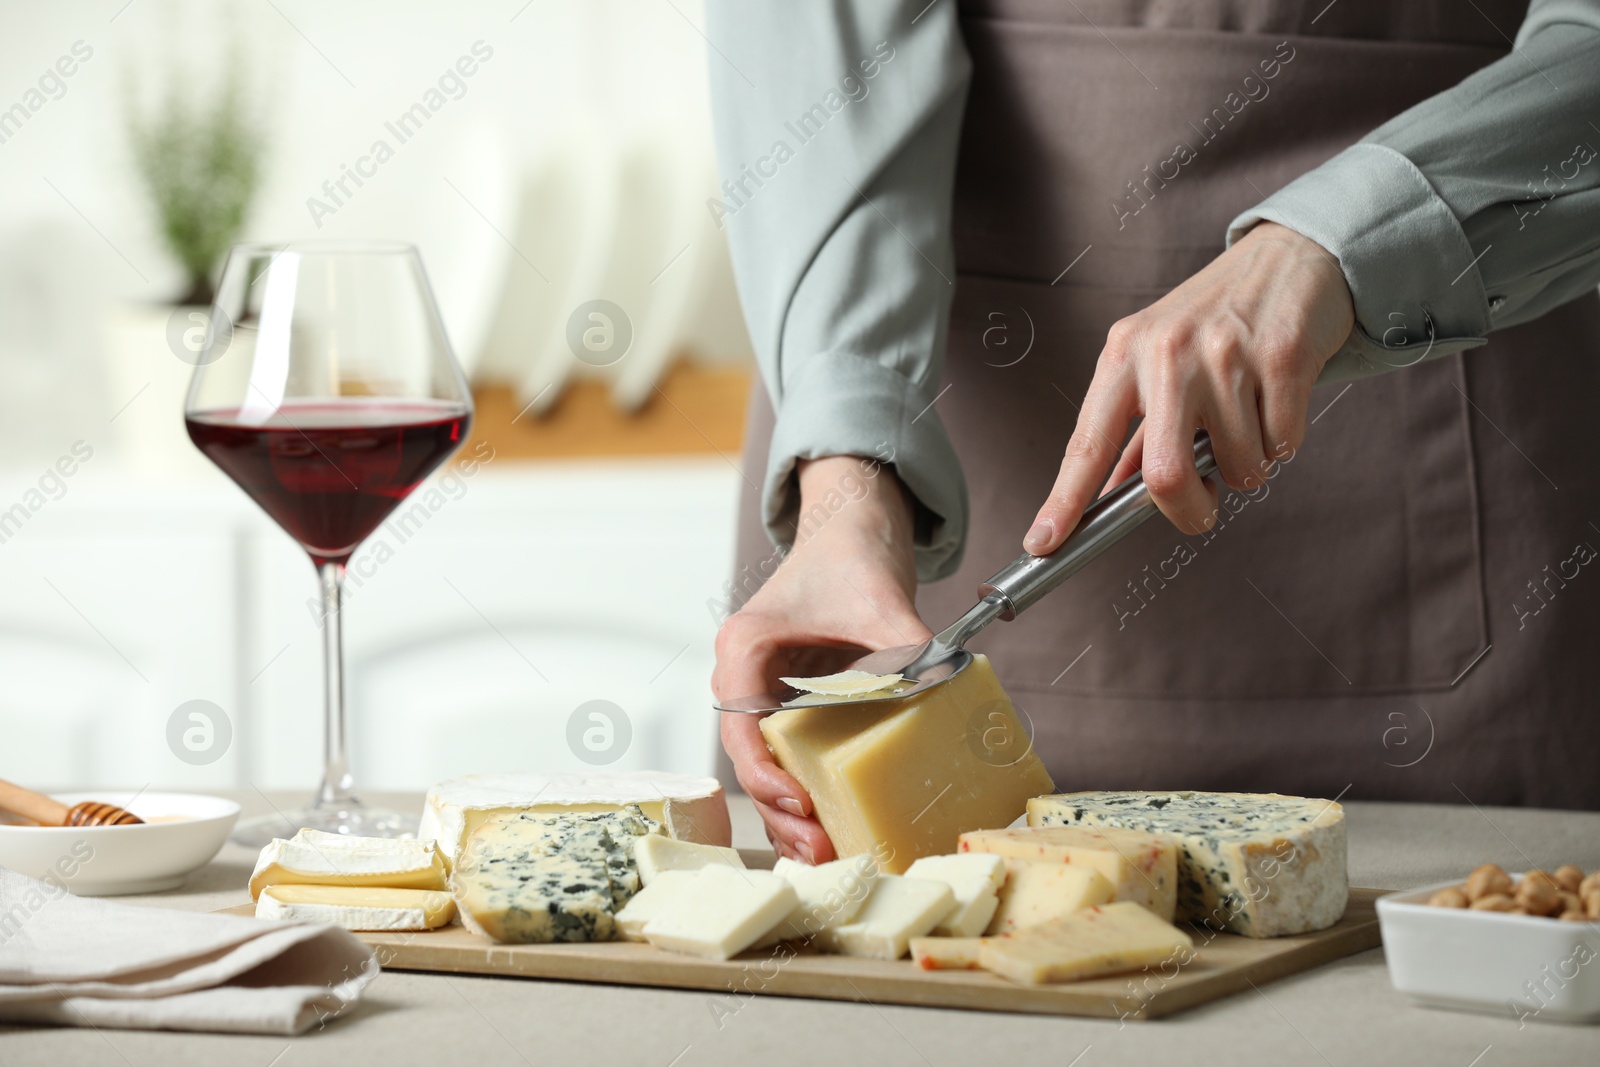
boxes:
[1558,890,1584,915]
[1516,873,1563,916]
[1581,872,1600,898]
[1559,910,1590,923]
[1428,887,1470,909]
[1470,893,1516,912]
[1465,864,1513,901]
[1553,865,1585,893]
[1584,889,1600,920]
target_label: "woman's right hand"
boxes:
[712,454,930,865]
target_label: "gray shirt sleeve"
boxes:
[705,1,972,581]
[1227,0,1600,383]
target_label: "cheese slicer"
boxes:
[715,433,1218,713]
[0,777,144,826]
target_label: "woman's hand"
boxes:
[1023,221,1355,553]
[713,455,929,864]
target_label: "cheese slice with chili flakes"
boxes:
[960,825,1178,921]
[980,901,1195,985]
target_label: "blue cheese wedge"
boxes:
[451,808,654,943]
[1027,791,1347,937]
[420,771,732,866]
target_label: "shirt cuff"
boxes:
[764,350,968,582]
[1226,143,1490,383]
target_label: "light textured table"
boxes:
[3,792,1598,1066]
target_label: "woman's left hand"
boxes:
[1022,221,1355,553]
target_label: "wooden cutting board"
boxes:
[227,855,1384,1019]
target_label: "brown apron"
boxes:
[727,0,1600,809]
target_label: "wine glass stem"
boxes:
[315,560,359,809]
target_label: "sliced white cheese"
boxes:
[634,835,744,886]
[256,884,456,931]
[641,866,797,960]
[780,669,906,697]
[754,854,880,946]
[814,874,954,960]
[249,829,448,901]
[904,853,1006,937]
[420,771,732,864]
[615,869,698,940]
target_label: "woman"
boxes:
[705,1,1600,864]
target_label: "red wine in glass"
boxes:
[186,241,475,846]
[186,400,471,566]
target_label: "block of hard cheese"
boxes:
[980,901,1194,985]
[256,884,456,931]
[760,655,1053,872]
[960,825,1178,921]
[249,829,448,900]
[421,771,731,864]
[986,861,1114,935]
[1028,791,1347,937]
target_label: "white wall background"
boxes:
[0,0,752,796]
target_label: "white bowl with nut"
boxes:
[1377,864,1600,1024]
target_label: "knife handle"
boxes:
[977,432,1218,620]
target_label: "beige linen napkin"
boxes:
[0,868,377,1035]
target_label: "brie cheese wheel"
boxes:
[420,771,732,864]
[249,829,448,901]
[256,884,456,931]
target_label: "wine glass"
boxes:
[185,241,473,846]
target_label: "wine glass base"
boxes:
[229,801,418,848]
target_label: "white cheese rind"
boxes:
[248,829,448,900]
[641,867,797,960]
[1027,790,1348,938]
[420,771,731,864]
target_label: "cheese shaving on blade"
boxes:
[780,669,906,697]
